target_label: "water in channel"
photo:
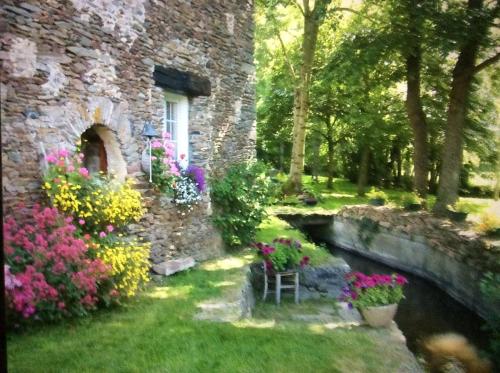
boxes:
[308,235,490,354]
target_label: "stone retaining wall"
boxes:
[310,207,500,319]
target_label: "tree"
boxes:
[404,0,430,197]
[433,0,500,213]
[287,0,332,192]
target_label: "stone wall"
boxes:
[312,206,500,319]
[1,0,256,262]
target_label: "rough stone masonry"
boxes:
[0,0,256,263]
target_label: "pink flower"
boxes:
[83,234,91,241]
[78,219,85,225]
[162,132,171,139]
[106,225,114,233]
[45,154,58,163]
[151,140,162,149]
[79,167,89,177]
[58,148,70,158]
[67,165,75,172]
[180,153,186,160]
[99,232,107,238]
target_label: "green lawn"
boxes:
[8,251,402,373]
[271,175,497,220]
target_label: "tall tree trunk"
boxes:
[433,0,488,214]
[406,53,429,197]
[357,146,370,196]
[288,0,328,192]
[405,0,428,197]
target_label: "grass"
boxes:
[8,251,404,373]
[271,175,498,220]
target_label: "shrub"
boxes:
[3,205,112,322]
[211,161,275,247]
[475,213,500,235]
[94,237,150,298]
[366,188,388,202]
[400,192,422,208]
[447,200,472,213]
[340,272,408,309]
[254,238,309,272]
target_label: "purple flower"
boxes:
[186,165,206,193]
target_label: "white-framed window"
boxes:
[164,91,189,167]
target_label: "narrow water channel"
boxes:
[307,234,490,354]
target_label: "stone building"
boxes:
[0,0,256,263]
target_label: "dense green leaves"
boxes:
[211,162,277,247]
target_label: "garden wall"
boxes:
[1,0,256,262]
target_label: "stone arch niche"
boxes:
[33,98,133,182]
[80,124,127,181]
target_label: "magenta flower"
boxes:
[79,167,89,177]
[78,219,85,225]
[106,225,114,233]
[99,231,107,238]
[58,148,70,158]
[45,154,58,163]
[151,140,163,149]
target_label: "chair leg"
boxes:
[275,274,281,305]
[294,272,299,304]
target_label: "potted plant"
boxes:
[367,188,388,206]
[340,272,408,328]
[446,201,470,222]
[254,238,310,273]
[401,192,423,211]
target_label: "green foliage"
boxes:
[366,187,388,202]
[400,192,423,207]
[211,161,275,247]
[448,200,472,213]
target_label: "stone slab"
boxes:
[152,257,195,276]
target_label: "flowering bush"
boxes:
[3,205,112,322]
[341,272,408,309]
[43,148,143,232]
[254,238,310,273]
[150,132,179,194]
[94,237,150,297]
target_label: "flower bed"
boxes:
[3,146,150,323]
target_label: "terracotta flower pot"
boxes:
[360,303,398,327]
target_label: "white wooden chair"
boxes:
[262,263,299,305]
